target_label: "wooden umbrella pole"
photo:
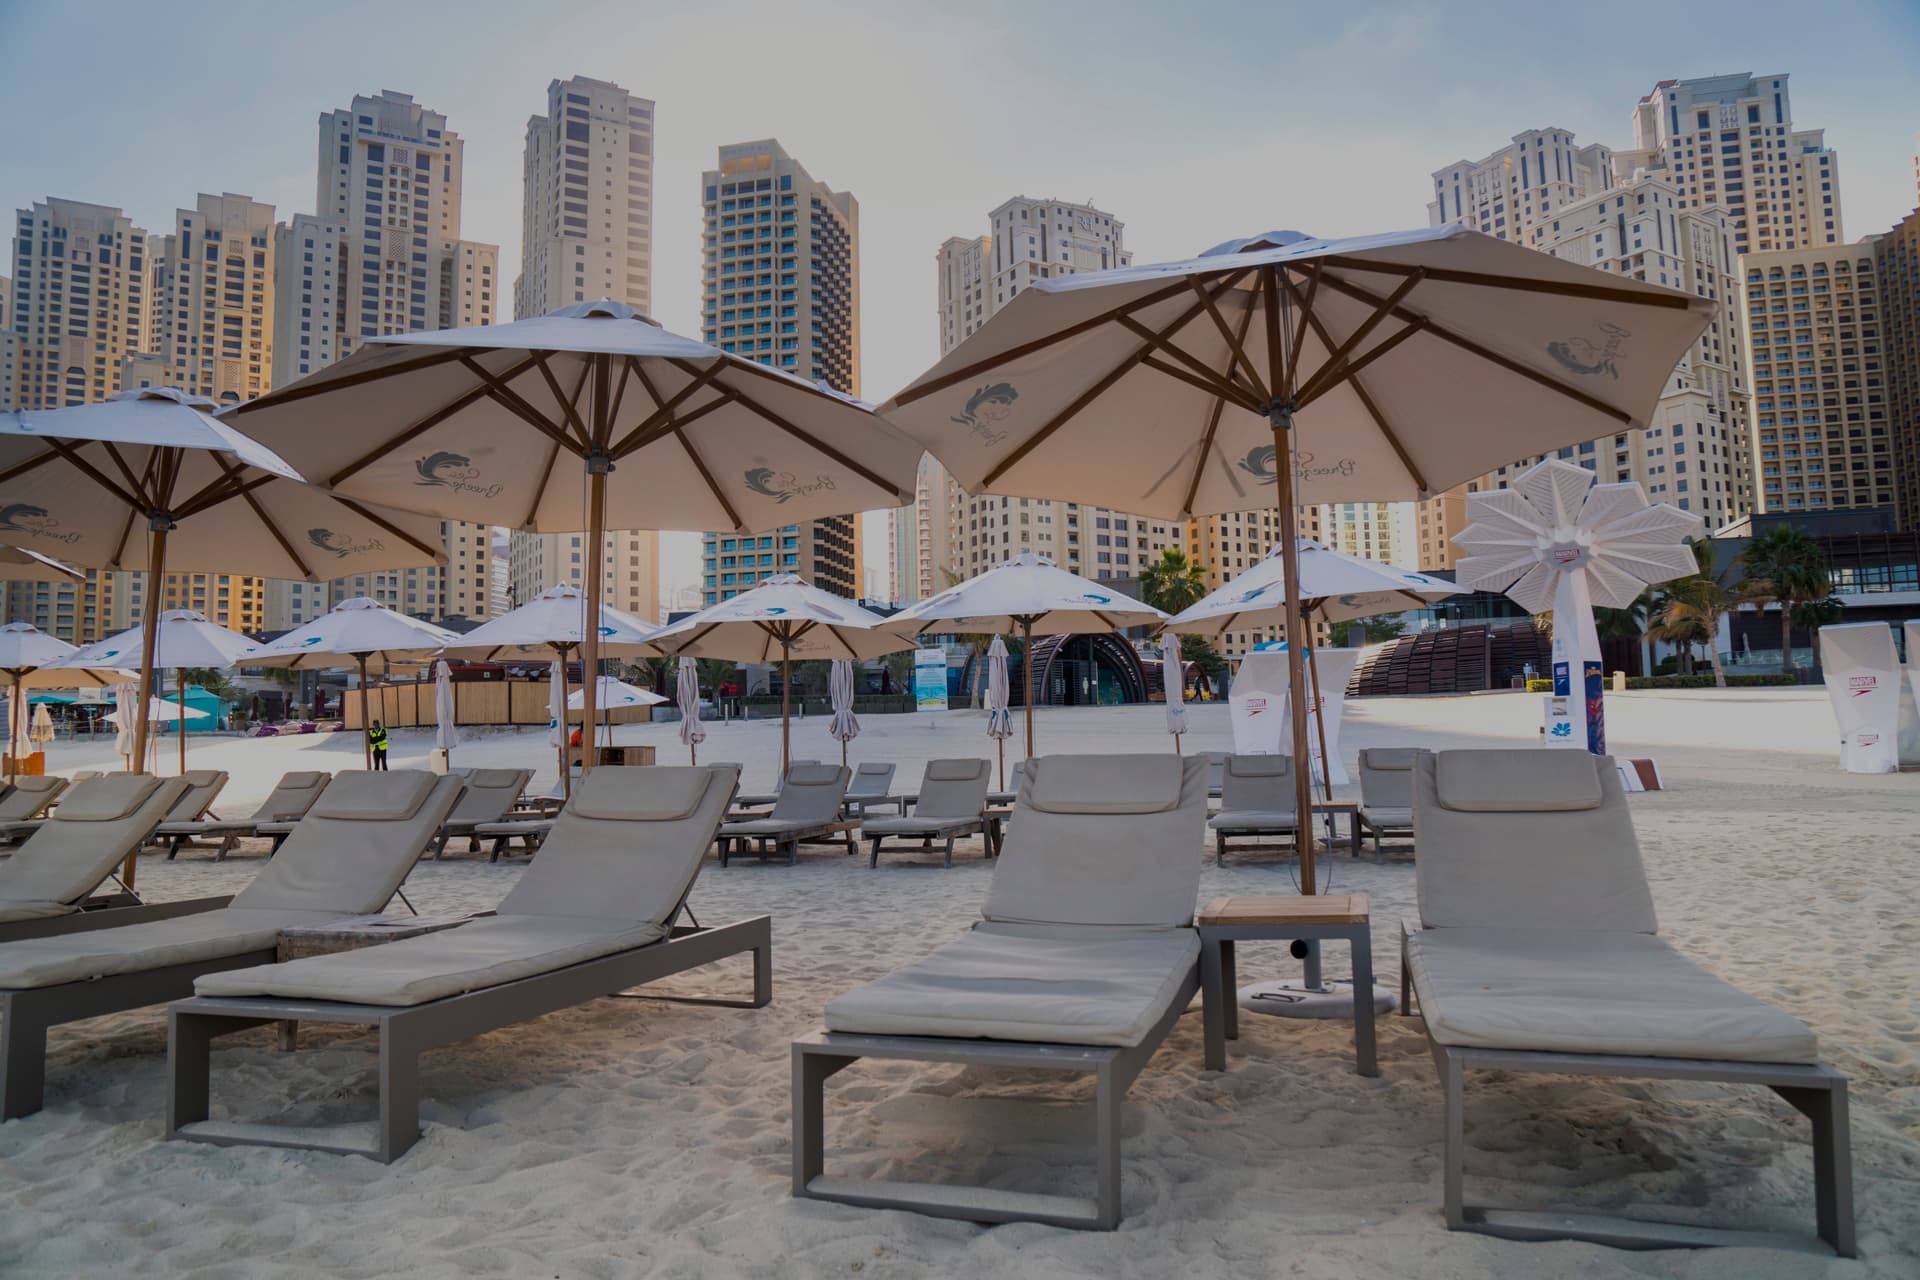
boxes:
[358,655,372,770]
[1264,269,1318,896]
[581,468,607,777]
[1021,617,1035,761]
[130,524,167,781]
[781,635,792,777]
[177,669,188,776]
[6,672,18,779]
[1305,634,1334,803]
[556,642,572,800]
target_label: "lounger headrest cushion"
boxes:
[569,766,712,821]
[854,762,891,777]
[464,768,527,791]
[279,771,329,790]
[786,763,844,787]
[1226,754,1291,779]
[1435,751,1603,812]
[310,771,437,821]
[1026,754,1183,814]
[53,774,165,821]
[1360,748,1421,772]
[180,770,225,789]
[926,758,988,783]
[13,776,64,796]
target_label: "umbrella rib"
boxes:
[608,361,727,456]
[711,378,906,497]
[1314,256,1701,310]
[173,469,277,520]
[42,440,148,513]
[459,357,581,453]
[0,448,61,487]
[611,388,737,461]
[521,438,564,529]
[626,358,668,415]
[229,347,473,413]
[981,274,1243,489]
[532,353,593,449]
[1308,271,1633,425]
[106,505,139,570]
[888,274,1226,408]
[603,356,633,440]
[97,442,156,509]
[1291,269,1426,406]
[229,470,314,580]
[335,497,448,562]
[1139,354,1264,415]
[1293,317,1427,410]
[1180,283,1262,517]
[1117,314,1260,405]
[1189,279,1269,403]
[673,429,745,532]
[328,353,543,487]
[1285,275,1430,492]
[1288,264,1322,377]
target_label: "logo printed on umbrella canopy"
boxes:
[744,468,836,504]
[950,383,1016,446]
[1546,321,1630,379]
[1077,592,1112,605]
[0,503,83,544]
[1295,452,1358,482]
[414,451,505,499]
[1237,445,1278,484]
[307,527,388,559]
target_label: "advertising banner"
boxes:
[1277,647,1362,784]
[1542,696,1583,748]
[1818,623,1900,773]
[1229,651,1287,755]
[912,648,948,712]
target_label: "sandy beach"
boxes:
[0,689,1915,1277]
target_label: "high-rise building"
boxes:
[5,198,154,642]
[1616,74,1843,255]
[268,90,500,624]
[1744,239,1894,514]
[697,140,863,602]
[1320,501,1415,565]
[508,75,660,613]
[1427,128,1615,241]
[1881,209,1920,530]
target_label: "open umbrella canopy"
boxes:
[245,596,457,675]
[0,546,83,583]
[106,697,211,724]
[436,582,660,661]
[48,609,261,672]
[567,676,668,710]
[641,574,911,663]
[883,551,1164,638]
[0,622,131,689]
[1163,539,1468,637]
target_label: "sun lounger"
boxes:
[985,759,1024,807]
[1208,754,1302,864]
[731,759,821,810]
[1203,750,1230,799]
[429,768,533,859]
[164,770,229,823]
[159,771,331,860]
[1354,748,1419,858]
[862,758,991,867]
[716,764,852,865]
[0,776,67,823]
[470,817,552,861]
[0,770,463,1120]
[168,764,769,1162]
[1401,749,1853,1256]
[841,762,902,817]
[0,775,228,945]
[796,753,1209,1230]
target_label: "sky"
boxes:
[3,0,1918,604]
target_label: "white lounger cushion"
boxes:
[0,908,335,989]
[0,776,66,821]
[1357,805,1413,828]
[861,815,980,837]
[228,772,462,915]
[1405,926,1818,1063]
[0,776,189,922]
[195,915,663,1006]
[1207,810,1301,833]
[443,768,531,823]
[823,925,1200,1047]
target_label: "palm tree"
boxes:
[1139,548,1209,615]
[1739,525,1838,675]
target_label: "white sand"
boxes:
[1,691,1915,1277]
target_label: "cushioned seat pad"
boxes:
[1208,810,1300,832]
[1406,926,1818,1063]
[719,818,832,836]
[823,926,1199,1048]
[1357,806,1412,827]
[0,908,339,990]
[861,816,981,836]
[194,915,664,1006]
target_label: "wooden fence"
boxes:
[340,681,654,731]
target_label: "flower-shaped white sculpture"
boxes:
[1453,458,1702,751]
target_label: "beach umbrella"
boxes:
[1164,539,1468,792]
[0,622,130,778]
[640,573,910,773]
[112,682,135,767]
[567,675,666,750]
[985,636,1013,790]
[105,696,211,724]
[0,546,83,583]
[880,225,1710,894]
[827,659,859,768]
[29,703,54,746]
[547,658,567,782]
[676,657,706,765]
[437,581,662,795]
[1162,641,1189,753]
[50,609,260,776]
[433,660,459,762]
[882,551,1165,758]
[0,388,445,777]
[224,300,922,771]
[244,597,456,768]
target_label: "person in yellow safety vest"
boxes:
[368,719,390,771]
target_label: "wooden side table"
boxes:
[1197,894,1377,1077]
[1310,801,1363,858]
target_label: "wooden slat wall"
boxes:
[339,682,654,730]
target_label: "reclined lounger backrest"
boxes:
[229,771,464,916]
[1358,748,1420,810]
[1,775,191,911]
[249,770,331,822]
[913,758,990,820]
[847,762,896,799]
[446,768,531,823]
[0,775,66,821]
[1220,754,1295,814]
[499,764,738,927]
[769,764,849,822]
[1414,749,1655,935]
[166,770,229,822]
[984,753,1208,932]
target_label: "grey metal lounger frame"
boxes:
[167,915,772,1162]
[0,892,234,946]
[793,959,1198,1231]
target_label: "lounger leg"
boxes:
[1201,936,1227,1071]
[0,994,49,1120]
[1777,1080,1856,1257]
[943,835,954,868]
[1215,832,1226,865]
[1094,1059,1123,1230]
[165,1008,214,1134]
[166,835,180,861]
[845,827,856,857]
[751,929,774,1008]
[792,1045,853,1195]
[1221,940,1238,1042]
[786,837,797,867]
[868,837,879,869]
[430,832,446,862]
[376,1024,422,1163]
[1439,1050,1467,1229]
[1350,929,1378,1078]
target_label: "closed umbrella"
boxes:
[985,635,1013,790]
[0,622,129,777]
[641,573,910,774]
[244,597,456,769]
[29,703,54,746]
[881,224,1708,898]
[676,657,706,765]
[547,658,567,775]
[112,682,136,768]
[827,659,859,768]
[1162,641,1189,752]
[433,660,459,762]
[882,552,1165,759]
[0,387,446,779]
[567,675,667,751]
[107,695,211,768]
[226,300,922,772]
